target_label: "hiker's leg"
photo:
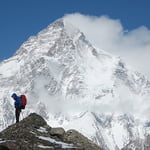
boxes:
[15,108,21,123]
[15,109,19,123]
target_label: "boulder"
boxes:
[64,129,102,150]
[50,127,65,138]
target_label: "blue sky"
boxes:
[0,0,150,61]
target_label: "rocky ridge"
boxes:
[0,113,102,150]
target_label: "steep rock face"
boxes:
[0,19,150,150]
[0,113,102,150]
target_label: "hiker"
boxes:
[11,93,27,123]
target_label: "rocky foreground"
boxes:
[0,113,103,150]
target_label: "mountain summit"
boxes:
[0,18,150,150]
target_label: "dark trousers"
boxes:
[15,108,21,123]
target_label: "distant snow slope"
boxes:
[0,18,150,150]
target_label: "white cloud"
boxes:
[64,13,150,79]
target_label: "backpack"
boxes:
[20,95,27,109]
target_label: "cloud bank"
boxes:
[64,13,150,79]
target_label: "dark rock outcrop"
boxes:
[0,113,103,150]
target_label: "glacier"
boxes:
[0,18,150,150]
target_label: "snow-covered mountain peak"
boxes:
[1,18,150,150]
[14,19,82,56]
